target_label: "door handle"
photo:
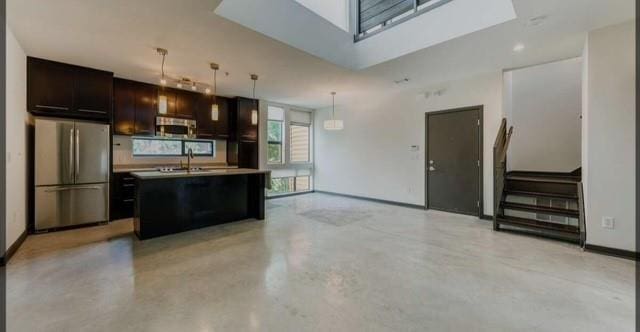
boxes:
[69,128,74,181]
[75,129,80,178]
[77,109,107,114]
[429,166,436,172]
[36,105,69,111]
[45,186,102,193]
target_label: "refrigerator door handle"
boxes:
[75,128,80,179]
[69,128,75,182]
[44,186,102,193]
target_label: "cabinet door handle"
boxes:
[77,109,107,114]
[122,184,135,187]
[123,177,135,181]
[123,199,135,203]
[36,105,69,110]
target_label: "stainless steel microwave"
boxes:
[156,116,197,139]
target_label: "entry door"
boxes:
[427,108,481,216]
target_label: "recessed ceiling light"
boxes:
[513,43,525,52]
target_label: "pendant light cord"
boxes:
[253,79,256,99]
[161,54,165,79]
[332,92,336,119]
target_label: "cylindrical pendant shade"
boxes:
[158,95,168,115]
[211,104,219,121]
[251,110,258,125]
[324,119,344,131]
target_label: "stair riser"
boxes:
[506,180,577,196]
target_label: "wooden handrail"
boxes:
[493,118,507,149]
[498,126,514,164]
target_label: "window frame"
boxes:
[267,119,285,165]
[132,137,215,157]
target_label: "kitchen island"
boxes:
[131,168,270,240]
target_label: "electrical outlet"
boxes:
[602,217,615,229]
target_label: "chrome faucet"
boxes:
[186,148,194,173]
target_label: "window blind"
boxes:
[359,0,414,32]
[290,124,310,163]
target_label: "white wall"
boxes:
[505,58,582,172]
[314,72,503,214]
[294,0,349,32]
[6,26,27,250]
[582,20,636,252]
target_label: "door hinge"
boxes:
[477,201,480,208]
[477,119,480,126]
[477,160,480,167]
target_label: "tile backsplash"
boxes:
[113,135,227,166]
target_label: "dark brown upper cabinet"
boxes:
[113,78,157,137]
[27,57,113,121]
[134,83,158,136]
[74,67,113,117]
[157,88,177,117]
[113,79,136,136]
[236,97,259,142]
[176,90,196,119]
[27,57,75,115]
[196,95,229,140]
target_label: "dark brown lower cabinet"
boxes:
[111,172,136,220]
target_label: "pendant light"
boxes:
[250,74,259,126]
[210,63,220,121]
[157,48,169,115]
[324,92,344,130]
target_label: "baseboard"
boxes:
[584,244,639,261]
[1,229,28,266]
[315,190,426,210]
[266,191,314,200]
[481,215,493,221]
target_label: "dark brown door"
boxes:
[427,107,482,216]
[74,68,113,118]
[176,90,195,118]
[113,79,135,135]
[135,83,158,136]
[27,57,75,114]
[237,97,258,141]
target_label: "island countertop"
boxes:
[130,168,271,180]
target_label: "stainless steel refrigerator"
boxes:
[34,118,110,231]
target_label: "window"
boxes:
[290,124,310,163]
[184,140,214,156]
[133,138,182,156]
[267,176,312,196]
[268,107,285,164]
[356,0,454,40]
[133,138,215,157]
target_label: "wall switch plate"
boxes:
[602,217,615,229]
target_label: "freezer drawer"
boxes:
[35,184,109,231]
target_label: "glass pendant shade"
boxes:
[158,95,168,115]
[324,119,344,131]
[211,103,219,121]
[251,110,258,125]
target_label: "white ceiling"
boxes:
[7,0,635,109]
[217,0,517,69]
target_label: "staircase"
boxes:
[493,119,586,246]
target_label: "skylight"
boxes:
[357,0,454,40]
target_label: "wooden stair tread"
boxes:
[506,175,580,184]
[501,202,579,218]
[505,190,578,200]
[497,216,580,234]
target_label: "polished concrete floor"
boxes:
[7,193,635,331]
